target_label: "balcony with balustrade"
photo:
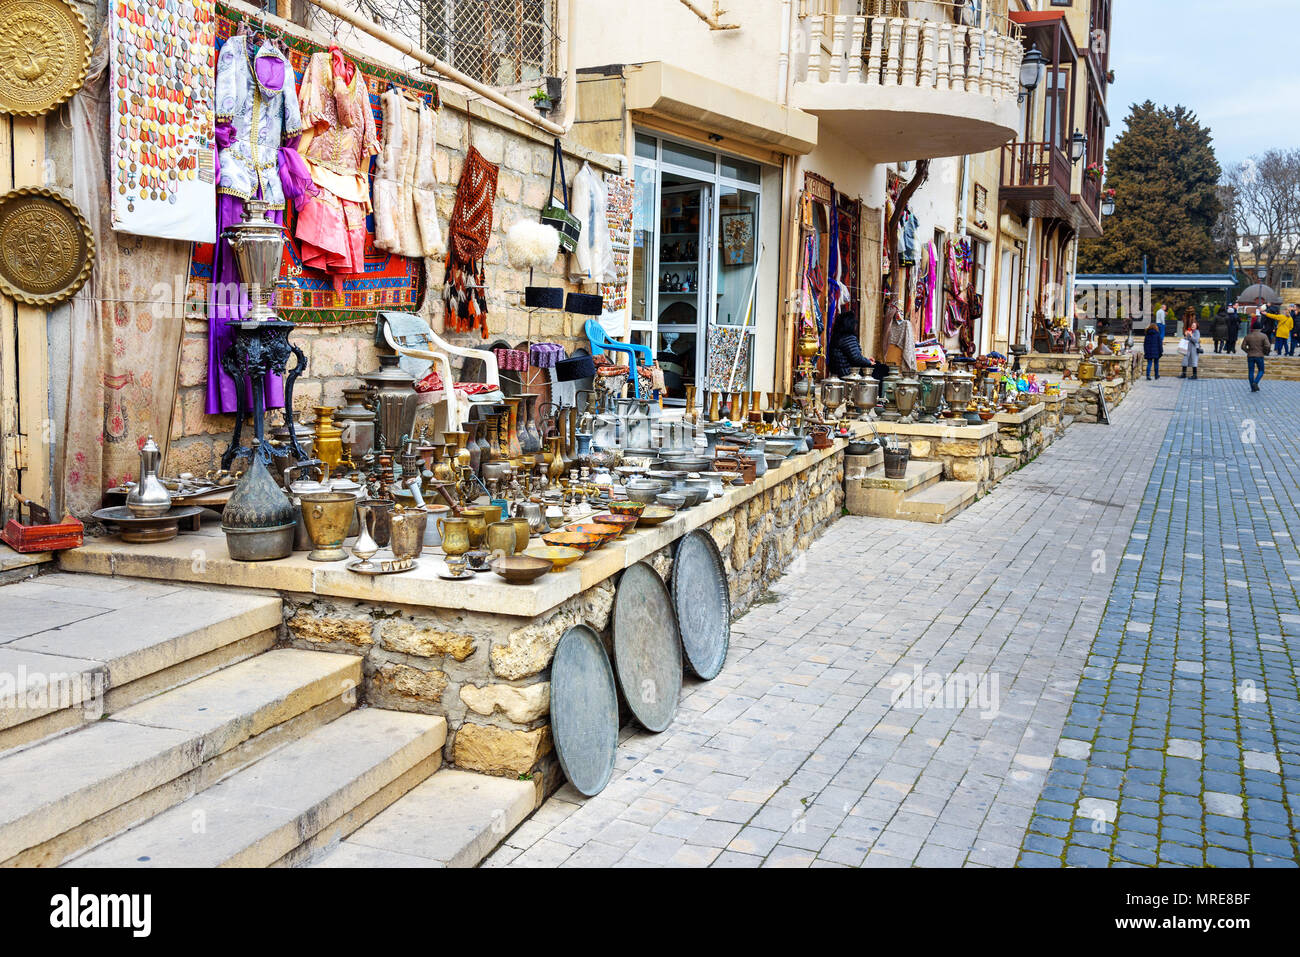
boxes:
[790,1,1024,162]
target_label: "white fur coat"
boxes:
[373,89,444,259]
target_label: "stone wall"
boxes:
[898,426,998,492]
[994,401,1067,467]
[1061,374,1132,424]
[278,451,845,797]
[165,86,621,478]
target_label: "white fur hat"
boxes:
[506,220,561,269]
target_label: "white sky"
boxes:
[1105,0,1300,171]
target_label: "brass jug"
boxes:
[300,491,357,562]
[509,515,533,551]
[485,521,518,558]
[438,516,471,556]
[463,505,492,547]
[389,508,428,561]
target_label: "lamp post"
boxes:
[1100,191,1116,217]
[1070,130,1088,164]
[1257,264,1269,313]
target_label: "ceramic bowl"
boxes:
[609,501,647,518]
[572,522,622,544]
[490,555,553,584]
[591,513,639,536]
[636,505,677,526]
[657,492,686,509]
[523,545,584,570]
[542,531,605,553]
[678,486,707,508]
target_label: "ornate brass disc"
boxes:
[0,187,94,306]
[0,0,90,116]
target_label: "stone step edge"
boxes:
[0,650,361,864]
[64,710,448,868]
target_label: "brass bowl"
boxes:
[542,531,604,554]
[523,545,584,570]
[490,555,553,584]
[609,501,647,518]
[591,513,639,537]
[635,505,677,527]
[572,522,622,544]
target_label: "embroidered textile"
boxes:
[373,88,443,258]
[215,35,304,208]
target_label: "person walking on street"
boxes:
[1243,320,1271,392]
[1155,303,1167,339]
[1179,319,1201,379]
[1225,304,1241,354]
[1290,304,1300,356]
[1143,322,1163,380]
[1212,307,1228,353]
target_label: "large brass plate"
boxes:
[0,187,94,306]
[0,0,90,116]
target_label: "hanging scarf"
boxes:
[826,194,841,333]
[443,146,499,337]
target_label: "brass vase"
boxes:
[299,491,357,562]
[438,516,471,556]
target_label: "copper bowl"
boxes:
[542,530,604,554]
[572,522,622,544]
[523,545,584,570]
[591,513,639,536]
[609,501,647,518]
[635,505,677,526]
[490,555,553,584]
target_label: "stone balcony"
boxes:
[791,8,1023,161]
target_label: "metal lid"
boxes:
[612,561,683,733]
[550,624,619,797]
[672,530,730,680]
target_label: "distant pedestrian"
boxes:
[1243,320,1270,392]
[1225,305,1241,354]
[1270,308,1292,355]
[1179,319,1201,379]
[1211,308,1228,353]
[1143,323,1163,380]
[1155,303,1167,339]
[1261,308,1277,340]
[1290,304,1300,355]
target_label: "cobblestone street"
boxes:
[489,377,1300,868]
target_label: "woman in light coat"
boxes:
[1180,319,1201,379]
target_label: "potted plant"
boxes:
[1084,162,1105,182]
[529,87,553,114]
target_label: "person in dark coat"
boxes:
[1225,305,1241,354]
[827,309,873,378]
[1211,308,1228,353]
[1143,323,1163,380]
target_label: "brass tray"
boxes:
[0,0,90,116]
[0,187,94,305]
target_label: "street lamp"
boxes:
[1100,191,1116,217]
[1070,130,1088,164]
[1018,45,1045,103]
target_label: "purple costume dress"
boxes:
[206,38,314,415]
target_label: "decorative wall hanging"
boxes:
[0,0,90,117]
[109,0,217,242]
[0,186,94,305]
[186,5,439,325]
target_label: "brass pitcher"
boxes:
[438,516,471,556]
[485,521,518,558]
[300,491,357,562]
[509,515,533,551]
[463,505,493,547]
[361,498,395,548]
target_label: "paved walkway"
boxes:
[488,378,1298,867]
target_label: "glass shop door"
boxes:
[655,181,712,404]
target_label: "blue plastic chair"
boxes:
[585,319,655,399]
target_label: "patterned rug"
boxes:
[186,5,442,326]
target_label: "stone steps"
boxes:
[993,455,1018,483]
[308,769,535,868]
[0,574,282,752]
[1154,353,1300,380]
[898,480,979,524]
[65,708,446,868]
[0,648,361,866]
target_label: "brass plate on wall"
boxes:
[0,0,91,116]
[0,187,94,306]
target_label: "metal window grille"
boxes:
[420,0,558,87]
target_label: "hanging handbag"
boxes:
[540,138,582,254]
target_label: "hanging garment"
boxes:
[372,88,443,258]
[63,32,188,516]
[899,207,919,267]
[570,161,615,283]
[443,146,499,338]
[295,47,380,290]
[208,34,312,414]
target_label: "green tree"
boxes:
[1078,101,1226,277]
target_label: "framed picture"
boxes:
[720,210,756,266]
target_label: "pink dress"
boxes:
[295,48,379,291]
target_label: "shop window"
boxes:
[721,155,761,185]
[662,140,716,175]
[635,133,657,160]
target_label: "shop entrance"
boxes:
[630,132,765,406]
